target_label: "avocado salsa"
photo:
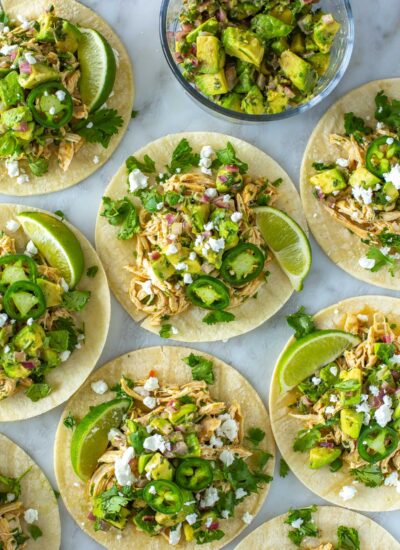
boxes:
[174,0,340,115]
[0,225,89,403]
[288,310,400,496]
[0,6,121,181]
[76,356,272,544]
[309,91,400,276]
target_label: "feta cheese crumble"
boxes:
[24,509,39,524]
[200,487,219,508]
[235,488,247,500]
[359,256,375,269]
[0,314,8,327]
[143,434,168,453]
[231,211,243,223]
[216,416,238,442]
[219,449,234,467]
[336,157,349,168]
[185,513,198,525]
[383,164,400,190]
[169,523,182,545]
[59,350,71,362]
[91,380,108,395]
[114,446,135,486]
[6,220,20,232]
[166,244,178,256]
[143,396,157,409]
[242,512,254,525]
[17,174,29,185]
[128,169,148,193]
[352,184,373,205]
[311,376,321,386]
[5,159,19,178]
[205,187,217,198]
[291,518,304,529]
[183,273,193,284]
[25,52,36,65]
[93,155,100,164]
[55,90,66,102]
[144,376,159,391]
[374,395,393,427]
[208,237,225,252]
[339,485,357,501]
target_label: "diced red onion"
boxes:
[284,86,296,98]
[382,334,394,343]
[256,73,266,90]
[209,522,219,530]
[150,251,160,261]
[225,65,237,91]
[19,60,31,74]
[165,214,176,225]
[174,52,184,63]
[216,8,227,22]
[87,512,95,521]
[201,194,212,203]
[182,23,194,32]
[320,441,334,448]
[218,175,228,183]
[22,361,35,370]
[226,164,239,172]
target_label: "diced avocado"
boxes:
[36,12,56,41]
[138,453,153,474]
[309,52,330,76]
[18,63,60,89]
[37,278,62,307]
[56,21,82,53]
[267,88,289,114]
[0,133,19,158]
[11,292,39,318]
[348,167,381,189]
[196,35,225,74]
[149,417,173,435]
[270,7,294,25]
[3,362,31,379]
[195,71,229,96]
[1,265,28,285]
[339,368,362,406]
[184,432,201,457]
[234,61,256,94]
[14,122,35,142]
[185,258,202,274]
[169,403,197,425]
[340,408,364,439]
[230,2,262,20]
[297,13,314,34]
[393,400,400,420]
[309,447,341,469]
[222,27,264,68]
[271,37,289,55]
[155,489,195,527]
[313,16,340,54]
[1,106,32,129]
[145,453,174,481]
[0,327,10,347]
[183,524,194,542]
[42,348,61,368]
[383,182,399,203]
[187,203,210,232]
[241,85,265,114]
[251,14,293,40]
[310,168,347,194]
[305,36,319,52]
[186,17,219,44]
[280,50,317,94]
[13,324,45,357]
[0,71,24,108]
[290,32,305,54]
[219,92,243,112]
[93,496,129,529]
[219,219,239,249]
[151,256,175,281]
[215,166,243,193]
[48,330,69,352]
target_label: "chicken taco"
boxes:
[54,346,275,548]
[301,78,400,289]
[270,296,400,511]
[235,505,399,550]
[0,433,61,549]
[0,0,134,196]
[0,204,110,421]
[96,132,310,342]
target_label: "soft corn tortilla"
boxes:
[0,204,110,421]
[0,433,61,549]
[300,78,400,290]
[0,0,134,197]
[95,132,307,342]
[235,505,400,550]
[270,295,400,512]
[54,346,275,549]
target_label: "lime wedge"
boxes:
[78,27,116,112]
[278,330,360,392]
[17,211,84,288]
[71,398,131,481]
[255,206,311,291]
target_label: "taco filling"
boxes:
[288,310,400,498]
[309,90,400,276]
[74,355,272,544]
[0,5,122,181]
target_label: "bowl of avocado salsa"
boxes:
[160,0,354,120]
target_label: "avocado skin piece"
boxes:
[18,63,60,90]
[186,17,219,44]
[251,14,293,40]
[309,52,330,76]
[280,50,317,95]
[309,446,341,469]
[349,167,381,189]
[0,71,24,108]
[1,106,32,129]
[310,168,347,195]
[340,408,364,439]
[241,85,265,114]
[222,27,264,68]
[195,71,229,96]
[313,17,341,54]
[196,35,225,75]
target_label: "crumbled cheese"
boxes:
[6,220,20,232]
[359,256,375,269]
[376,122,384,129]
[221,510,230,519]
[216,416,238,442]
[143,434,168,453]
[242,512,253,525]
[189,251,197,261]
[222,194,231,203]
[59,350,71,362]
[143,396,157,409]
[380,246,391,256]
[311,376,321,386]
[141,280,153,296]
[60,278,69,292]
[199,157,212,169]
[5,159,19,178]
[209,434,223,448]
[203,221,214,231]
[200,487,219,508]
[24,52,36,65]
[356,399,371,425]
[205,188,217,198]
[336,158,349,168]
[183,273,193,285]
[128,169,148,193]
[93,155,100,164]
[25,240,38,256]
[339,485,357,501]
[114,446,136,486]
[391,354,400,365]
[133,386,149,397]
[55,90,66,102]
[156,202,164,210]
[185,513,198,525]
[201,167,212,175]
[231,211,243,223]
[166,244,178,255]
[0,44,17,55]
[384,471,399,487]
[49,106,56,116]
[330,394,338,403]
[171,326,179,335]
[291,518,304,529]
[208,237,225,253]
[352,184,373,205]
[17,15,34,30]
[0,314,8,327]
[176,262,188,271]
[219,450,234,467]
[24,509,39,524]
[325,406,336,415]
[235,488,247,500]
[329,366,338,376]
[383,164,400,190]
[175,168,181,174]
[144,376,159,391]
[3,345,10,353]
[200,145,214,158]
[6,493,15,502]
[91,380,108,394]
[374,395,393,427]
[86,121,94,129]
[387,137,395,145]
[357,314,369,322]
[205,517,213,528]
[369,385,379,397]
[194,235,204,247]
[108,428,123,442]
[148,485,157,495]
[169,523,182,545]
[16,174,29,185]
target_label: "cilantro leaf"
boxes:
[62,290,90,312]
[126,154,155,174]
[215,142,248,174]
[159,324,172,338]
[53,317,78,351]
[183,353,215,384]
[0,468,31,503]
[137,188,163,213]
[224,458,271,493]
[284,506,318,547]
[366,246,396,274]
[111,376,135,399]
[28,525,43,541]
[202,310,235,325]
[334,379,361,392]
[164,191,184,206]
[279,458,290,477]
[166,138,200,175]
[344,112,372,143]
[86,265,98,278]
[194,529,225,544]
[101,196,140,240]
[28,156,49,177]
[0,11,9,24]
[312,161,335,171]
[286,306,316,339]
[73,109,123,148]
[350,464,384,488]
[54,210,65,220]
[375,91,400,131]
[378,231,400,251]
[293,426,321,452]
[245,427,265,446]
[131,110,139,119]
[337,526,360,550]
[25,383,52,402]
[375,343,395,364]
[63,412,77,430]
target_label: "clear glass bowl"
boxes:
[159,0,354,123]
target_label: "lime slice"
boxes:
[278,330,361,392]
[255,206,311,291]
[17,211,84,288]
[71,398,131,481]
[78,27,116,112]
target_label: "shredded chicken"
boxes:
[0,500,27,550]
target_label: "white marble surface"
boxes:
[1,0,400,548]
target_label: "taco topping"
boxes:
[74,354,272,544]
[309,90,400,276]
[174,0,340,115]
[0,6,122,180]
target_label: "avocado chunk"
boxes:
[37,278,62,307]
[187,203,210,232]
[14,122,35,142]
[186,17,219,44]
[230,2,263,20]
[267,88,289,114]
[145,453,174,481]
[151,256,175,281]
[13,324,45,357]
[309,447,341,469]
[271,37,289,55]
[138,454,153,474]
[309,52,330,76]
[42,348,61,368]
[196,35,225,74]
[1,106,32,129]
[383,181,399,203]
[348,167,381,189]
[92,496,130,529]
[18,63,60,89]
[241,85,265,114]
[56,21,82,53]
[219,219,239,249]
[169,403,197,425]
[195,71,228,96]
[234,61,256,94]
[251,14,293,40]
[313,16,340,54]
[3,362,31,379]
[290,32,305,54]
[36,12,56,42]
[222,27,264,68]
[310,168,347,194]
[0,71,24,108]
[219,92,243,112]
[149,417,173,435]
[339,368,362,406]
[340,408,364,439]
[280,50,317,94]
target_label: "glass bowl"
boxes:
[159,0,354,123]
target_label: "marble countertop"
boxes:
[2,0,400,548]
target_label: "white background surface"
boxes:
[1,0,400,548]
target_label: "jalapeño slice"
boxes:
[365,136,400,178]
[143,480,183,515]
[357,424,399,463]
[176,458,213,491]
[0,254,38,282]
[27,82,73,129]
[220,243,264,286]
[3,280,46,321]
[186,275,230,310]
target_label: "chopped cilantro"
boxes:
[137,188,163,213]
[126,154,155,174]
[183,353,214,384]
[28,156,49,177]
[63,412,77,430]
[159,324,172,338]
[214,142,248,174]
[284,506,318,546]
[28,525,43,541]
[202,310,235,325]
[350,464,384,488]
[293,426,321,452]
[194,529,225,544]
[25,383,51,402]
[337,525,360,550]
[245,427,265,446]
[86,265,99,278]
[312,161,335,171]
[224,458,272,493]
[111,376,135,399]
[53,317,78,351]
[164,191,184,206]
[375,342,395,364]
[279,458,290,477]
[73,109,123,148]
[101,196,140,240]
[344,112,372,143]
[375,91,400,131]
[131,110,139,119]
[378,231,400,251]
[62,290,90,312]
[286,306,316,339]
[366,246,396,275]
[166,138,200,175]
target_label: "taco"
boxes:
[270,295,400,511]
[95,132,309,342]
[301,78,400,289]
[54,346,275,548]
[0,433,61,549]
[0,204,110,421]
[235,505,399,550]
[0,0,134,196]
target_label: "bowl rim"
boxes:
[159,0,355,122]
